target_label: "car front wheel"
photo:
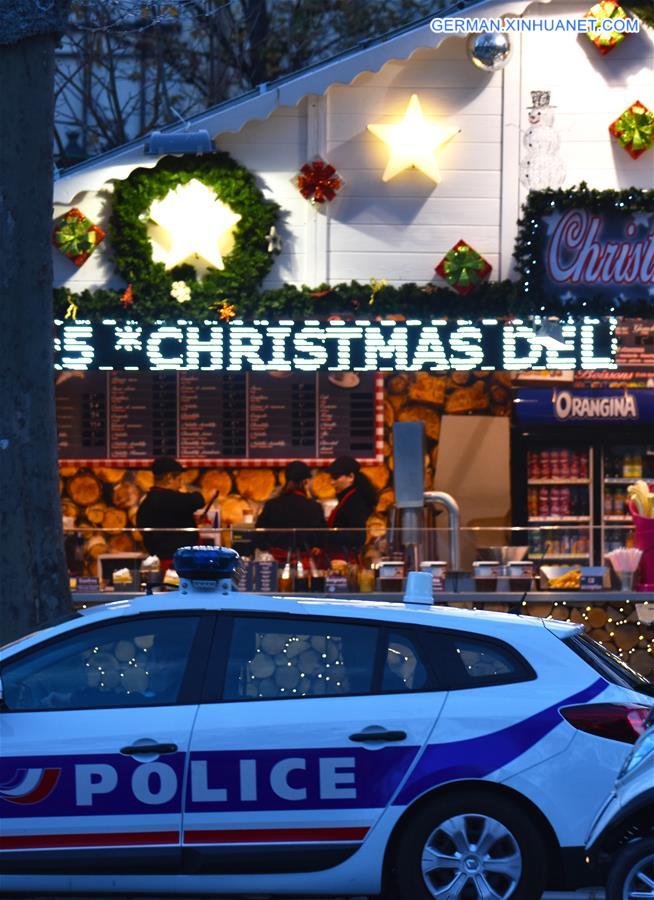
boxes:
[606,836,654,900]
[392,790,547,899]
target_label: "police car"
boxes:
[1,547,653,900]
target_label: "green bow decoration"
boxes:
[55,215,97,257]
[588,1,627,45]
[614,106,654,152]
[443,245,486,288]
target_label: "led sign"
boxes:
[53,318,616,372]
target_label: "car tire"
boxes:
[391,789,547,900]
[606,835,654,900]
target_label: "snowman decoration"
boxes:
[519,91,566,190]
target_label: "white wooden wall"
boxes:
[54,0,654,294]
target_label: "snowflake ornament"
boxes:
[170,280,191,303]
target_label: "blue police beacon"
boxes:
[172,546,240,595]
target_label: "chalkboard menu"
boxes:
[56,371,108,459]
[55,371,381,464]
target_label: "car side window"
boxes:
[2,615,200,711]
[223,616,378,700]
[382,630,429,692]
[446,635,534,688]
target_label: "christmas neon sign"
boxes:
[53,318,616,372]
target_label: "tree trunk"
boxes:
[0,32,71,643]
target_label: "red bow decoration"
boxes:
[120,284,134,308]
[295,159,343,205]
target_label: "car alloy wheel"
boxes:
[420,813,522,899]
[623,852,654,899]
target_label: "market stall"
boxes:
[52,0,654,675]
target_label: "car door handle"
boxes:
[120,742,178,756]
[349,727,407,743]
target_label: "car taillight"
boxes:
[560,703,652,744]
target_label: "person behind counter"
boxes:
[328,456,377,558]
[136,456,205,570]
[254,460,326,563]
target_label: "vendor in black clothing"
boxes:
[327,456,377,558]
[136,456,204,568]
[255,461,326,563]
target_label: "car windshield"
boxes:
[565,632,654,698]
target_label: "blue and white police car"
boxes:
[1,547,653,900]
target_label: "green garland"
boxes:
[55,166,654,321]
[109,153,280,316]
[624,3,654,29]
[514,183,654,313]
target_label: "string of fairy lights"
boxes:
[458,599,653,676]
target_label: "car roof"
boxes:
[1,588,582,658]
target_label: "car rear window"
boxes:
[442,634,536,689]
[564,632,654,698]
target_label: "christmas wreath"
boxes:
[109,153,280,317]
[514,182,654,306]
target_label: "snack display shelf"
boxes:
[604,516,632,523]
[527,479,590,485]
[605,477,642,484]
[528,516,590,523]
[540,553,589,560]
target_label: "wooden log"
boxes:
[398,405,441,442]
[85,532,108,558]
[221,495,254,526]
[587,607,609,629]
[68,472,102,506]
[490,384,512,415]
[551,606,570,621]
[387,394,405,415]
[103,508,128,530]
[446,373,472,388]
[61,498,79,520]
[376,488,395,513]
[361,465,389,493]
[199,469,233,502]
[135,470,154,492]
[630,649,654,676]
[383,400,395,429]
[445,381,490,414]
[386,374,409,395]
[312,471,335,500]
[408,373,446,408]
[590,628,612,645]
[59,465,78,478]
[85,502,107,526]
[96,467,126,484]
[614,624,640,652]
[526,602,552,618]
[569,608,585,624]
[113,481,141,509]
[236,468,276,502]
[181,468,200,485]
[108,533,135,553]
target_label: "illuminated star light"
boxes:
[148,178,242,271]
[367,94,460,183]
